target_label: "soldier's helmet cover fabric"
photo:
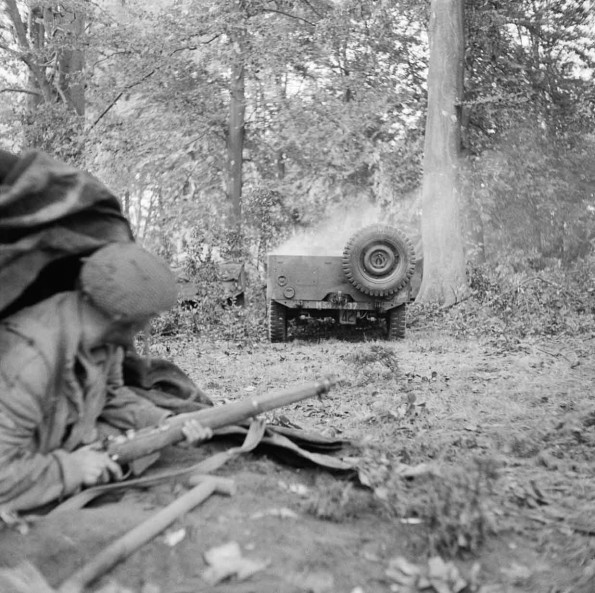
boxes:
[80,243,177,320]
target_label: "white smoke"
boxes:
[272,203,384,256]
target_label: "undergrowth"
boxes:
[300,481,366,522]
[358,445,501,558]
[409,256,595,341]
[153,255,595,345]
[406,458,500,558]
[151,272,267,345]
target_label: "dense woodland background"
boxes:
[1,0,594,340]
[1,6,594,589]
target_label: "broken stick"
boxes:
[58,475,235,593]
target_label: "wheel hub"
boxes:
[363,244,397,277]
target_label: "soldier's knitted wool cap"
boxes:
[80,243,178,320]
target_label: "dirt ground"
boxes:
[1,323,594,593]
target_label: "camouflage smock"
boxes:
[0,292,169,512]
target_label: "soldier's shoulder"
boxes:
[0,325,49,386]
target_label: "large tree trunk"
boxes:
[58,9,86,116]
[5,0,85,114]
[5,0,86,161]
[417,0,467,305]
[4,0,53,104]
[227,35,245,232]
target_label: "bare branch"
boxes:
[3,0,54,102]
[89,34,219,129]
[298,0,324,19]
[260,8,315,27]
[0,41,21,56]
[194,33,222,45]
[89,67,157,129]
[0,87,42,96]
[91,50,133,69]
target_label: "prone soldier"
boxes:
[0,242,212,512]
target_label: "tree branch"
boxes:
[260,8,315,27]
[91,50,133,69]
[89,73,153,130]
[0,87,42,96]
[200,33,222,45]
[297,0,324,19]
[90,34,220,129]
[0,41,23,57]
[3,0,54,103]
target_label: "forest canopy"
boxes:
[1,0,594,319]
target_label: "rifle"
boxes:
[105,377,335,465]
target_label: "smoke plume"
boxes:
[272,203,384,256]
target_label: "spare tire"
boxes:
[342,224,416,297]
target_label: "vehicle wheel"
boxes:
[268,300,288,342]
[342,224,416,296]
[386,304,406,340]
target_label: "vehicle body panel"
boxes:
[267,254,412,314]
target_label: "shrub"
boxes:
[410,256,595,340]
[375,457,500,558]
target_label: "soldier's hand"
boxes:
[70,446,124,486]
[181,419,213,446]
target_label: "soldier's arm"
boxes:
[100,347,212,445]
[99,346,171,431]
[0,353,89,511]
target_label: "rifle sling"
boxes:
[49,418,267,514]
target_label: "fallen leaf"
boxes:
[500,562,532,583]
[203,541,269,585]
[395,462,436,478]
[361,550,381,562]
[357,470,373,488]
[385,556,421,587]
[428,556,453,593]
[286,570,335,593]
[163,527,186,547]
[389,556,421,577]
[251,507,300,520]
[416,575,431,588]
[204,541,241,566]
[287,483,310,497]
[373,486,389,501]
[278,481,310,497]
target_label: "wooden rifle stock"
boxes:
[106,377,335,465]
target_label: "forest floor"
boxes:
[1,321,594,593]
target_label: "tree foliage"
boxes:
[460,0,595,262]
[0,0,593,317]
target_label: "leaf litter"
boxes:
[202,541,270,585]
[1,330,593,592]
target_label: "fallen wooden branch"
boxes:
[0,475,236,593]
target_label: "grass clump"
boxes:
[360,451,501,558]
[342,344,401,386]
[343,344,400,370]
[299,479,379,523]
[412,458,500,558]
